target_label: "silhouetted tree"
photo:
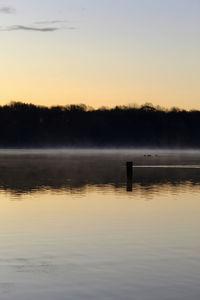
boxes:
[0,102,199,147]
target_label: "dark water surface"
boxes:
[0,149,200,300]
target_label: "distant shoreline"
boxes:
[0,102,200,148]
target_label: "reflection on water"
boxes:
[0,150,200,300]
[0,149,200,196]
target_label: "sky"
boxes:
[0,0,200,109]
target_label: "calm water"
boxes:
[0,149,200,300]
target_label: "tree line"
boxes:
[0,102,199,147]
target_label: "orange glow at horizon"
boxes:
[0,0,200,110]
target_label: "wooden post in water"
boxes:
[126,162,133,192]
[126,162,133,179]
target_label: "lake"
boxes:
[0,149,200,300]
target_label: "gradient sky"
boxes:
[0,0,200,109]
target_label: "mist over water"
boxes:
[0,148,200,196]
[0,149,200,300]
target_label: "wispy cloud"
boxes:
[67,26,76,30]
[0,6,16,14]
[0,24,77,32]
[0,25,59,32]
[34,20,68,25]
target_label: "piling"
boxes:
[126,161,133,179]
[126,162,133,192]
